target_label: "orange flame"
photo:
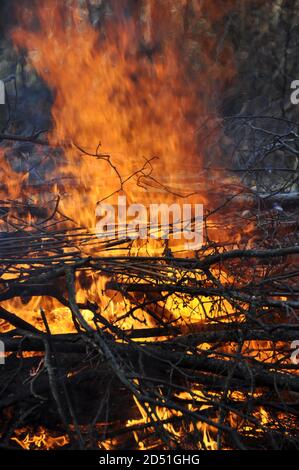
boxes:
[10,0,235,227]
[0,0,256,451]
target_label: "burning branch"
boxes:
[0,196,298,449]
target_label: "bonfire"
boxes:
[0,0,298,452]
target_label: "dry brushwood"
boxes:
[0,186,298,450]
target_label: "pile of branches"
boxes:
[0,192,299,451]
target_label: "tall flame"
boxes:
[11,0,235,227]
